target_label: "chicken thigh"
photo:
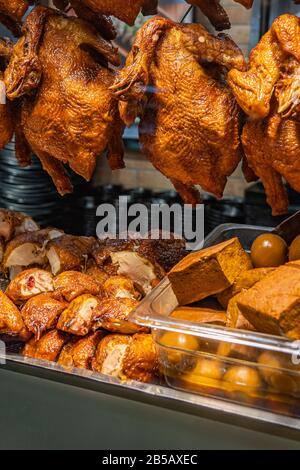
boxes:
[4,6,124,195]
[112,17,246,205]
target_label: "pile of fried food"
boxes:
[0,208,187,383]
[1,3,300,215]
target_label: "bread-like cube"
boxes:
[238,264,300,335]
[168,238,252,306]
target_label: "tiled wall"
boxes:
[95,1,254,198]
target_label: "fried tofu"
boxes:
[168,238,252,305]
[238,264,300,336]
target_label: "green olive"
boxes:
[251,234,287,268]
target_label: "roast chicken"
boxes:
[0,290,30,339]
[4,6,124,195]
[92,297,143,334]
[53,270,102,301]
[21,293,68,339]
[57,294,101,336]
[92,333,158,383]
[5,268,54,304]
[112,17,246,205]
[54,0,158,26]
[23,329,68,361]
[0,39,14,151]
[0,0,31,36]
[228,14,300,215]
[58,331,104,369]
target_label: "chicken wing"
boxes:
[92,297,145,334]
[0,291,30,339]
[4,6,124,195]
[53,271,102,302]
[6,268,54,304]
[92,333,158,383]
[23,329,67,362]
[57,294,101,336]
[112,17,245,204]
[21,293,68,339]
[58,331,104,369]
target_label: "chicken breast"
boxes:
[92,297,145,334]
[103,275,141,300]
[58,331,105,369]
[0,290,30,339]
[23,329,68,362]
[57,294,101,336]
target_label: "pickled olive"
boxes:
[192,358,224,380]
[223,366,262,390]
[250,234,287,268]
[289,235,300,262]
[258,352,300,394]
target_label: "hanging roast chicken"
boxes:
[0,0,32,36]
[111,16,246,205]
[4,5,125,195]
[228,14,300,215]
[0,38,14,151]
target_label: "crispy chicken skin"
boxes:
[228,14,300,119]
[92,334,131,376]
[4,6,124,194]
[21,294,68,339]
[58,331,104,369]
[53,271,102,302]
[0,0,31,36]
[112,17,246,205]
[122,333,158,383]
[23,329,67,361]
[93,297,144,334]
[92,333,158,383]
[85,261,109,288]
[0,291,30,339]
[0,39,14,150]
[58,1,158,26]
[46,235,95,275]
[6,268,54,304]
[57,294,101,336]
[103,276,141,300]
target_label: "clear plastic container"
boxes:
[131,224,300,417]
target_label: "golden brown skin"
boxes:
[0,0,31,36]
[53,271,102,302]
[103,276,141,300]
[58,331,104,369]
[85,261,109,288]
[188,1,230,31]
[92,333,158,383]
[228,14,300,119]
[0,291,30,339]
[57,294,101,336]
[46,235,95,275]
[4,6,124,195]
[112,17,246,204]
[21,293,68,339]
[23,329,67,362]
[6,268,54,304]
[92,297,145,334]
[0,39,14,150]
[63,0,158,26]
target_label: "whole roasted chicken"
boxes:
[112,17,246,204]
[0,38,14,151]
[228,14,300,215]
[4,6,124,195]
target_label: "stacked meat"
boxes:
[0,209,187,383]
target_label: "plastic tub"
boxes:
[131,224,300,417]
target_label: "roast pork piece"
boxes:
[168,238,252,305]
[6,268,54,304]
